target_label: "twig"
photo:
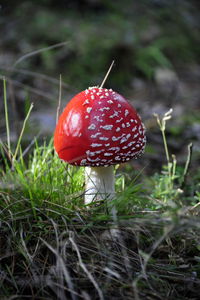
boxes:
[13,41,70,67]
[0,66,69,88]
[0,76,55,101]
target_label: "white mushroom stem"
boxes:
[84,166,115,205]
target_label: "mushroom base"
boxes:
[84,166,115,205]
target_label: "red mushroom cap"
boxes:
[54,87,146,166]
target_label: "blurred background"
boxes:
[0,0,200,173]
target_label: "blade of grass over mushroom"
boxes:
[100,60,115,88]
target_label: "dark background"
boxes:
[0,0,200,172]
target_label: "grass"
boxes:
[0,81,200,299]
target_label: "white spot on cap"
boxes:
[99,136,109,141]
[88,151,96,157]
[83,99,89,105]
[100,125,113,130]
[91,132,102,138]
[91,143,102,147]
[99,107,110,112]
[88,124,96,130]
[80,159,87,165]
[88,157,100,162]
[115,156,121,160]
[94,150,103,154]
[104,153,113,156]
[116,118,123,123]
[116,127,120,132]
[128,141,136,147]
[120,137,127,144]
[85,115,89,119]
[125,109,129,117]
[132,126,137,132]
[107,100,113,104]
[108,147,120,152]
[112,134,124,141]
[109,111,119,118]
[118,103,121,108]
[86,107,92,113]
[94,115,103,122]
[91,95,95,100]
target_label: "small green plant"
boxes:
[153,109,178,203]
[152,109,194,207]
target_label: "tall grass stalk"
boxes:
[154,108,173,165]
[12,103,34,167]
[154,109,175,199]
[56,74,62,124]
[3,77,11,156]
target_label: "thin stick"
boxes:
[0,76,54,101]
[13,41,70,67]
[21,132,41,159]
[56,74,62,123]
[0,66,69,88]
[3,77,11,155]
[100,60,115,88]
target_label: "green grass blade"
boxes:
[3,77,11,155]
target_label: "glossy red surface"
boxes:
[54,87,146,166]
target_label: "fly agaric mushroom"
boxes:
[54,87,146,205]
